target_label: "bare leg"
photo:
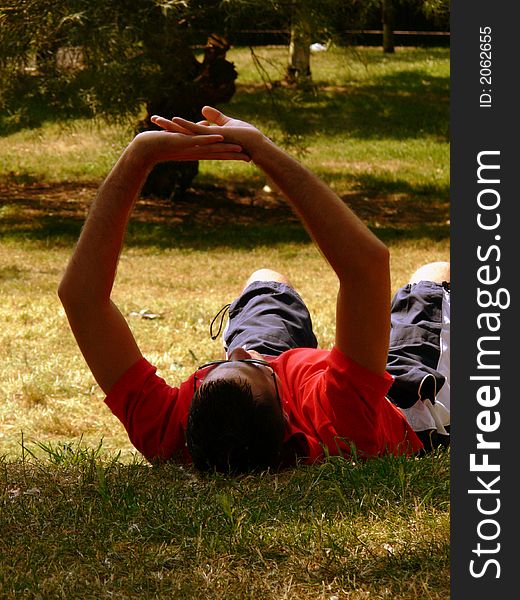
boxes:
[243,268,292,290]
[409,261,450,285]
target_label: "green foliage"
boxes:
[417,0,450,25]
[0,0,227,118]
[221,0,379,44]
[0,0,243,195]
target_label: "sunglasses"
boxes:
[193,359,281,404]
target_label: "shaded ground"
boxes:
[0,180,449,245]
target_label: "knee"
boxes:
[244,269,292,288]
[409,261,450,285]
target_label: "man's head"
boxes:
[186,348,286,474]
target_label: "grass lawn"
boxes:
[0,46,449,598]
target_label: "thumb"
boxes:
[202,106,230,126]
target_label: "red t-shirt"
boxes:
[105,346,423,465]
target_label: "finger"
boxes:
[188,134,225,145]
[202,106,230,126]
[171,123,195,135]
[150,115,175,131]
[171,117,213,134]
[190,152,251,162]
[152,115,194,135]
[196,120,210,126]
[196,142,243,153]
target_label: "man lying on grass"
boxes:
[58,106,450,474]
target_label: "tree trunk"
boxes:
[382,0,395,54]
[286,8,312,87]
[139,34,237,200]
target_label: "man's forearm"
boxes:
[251,139,388,283]
[252,138,390,373]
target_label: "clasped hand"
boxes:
[139,106,267,166]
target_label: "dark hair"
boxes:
[186,378,285,474]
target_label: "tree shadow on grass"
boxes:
[0,179,449,250]
[0,181,307,250]
[232,68,449,142]
[0,77,97,136]
[342,70,449,141]
[2,63,448,144]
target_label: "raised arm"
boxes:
[161,107,390,374]
[255,137,390,375]
[58,129,248,393]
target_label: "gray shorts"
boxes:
[223,281,318,357]
[386,280,451,450]
[386,280,450,409]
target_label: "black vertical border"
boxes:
[451,1,518,597]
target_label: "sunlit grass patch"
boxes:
[0,118,133,184]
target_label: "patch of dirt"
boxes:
[342,191,450,229]
[0,180,449,232]
[0,180,295,229]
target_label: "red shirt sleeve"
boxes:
[104,358,193,463]
[322,347,423,456]
[276,347,423,462]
